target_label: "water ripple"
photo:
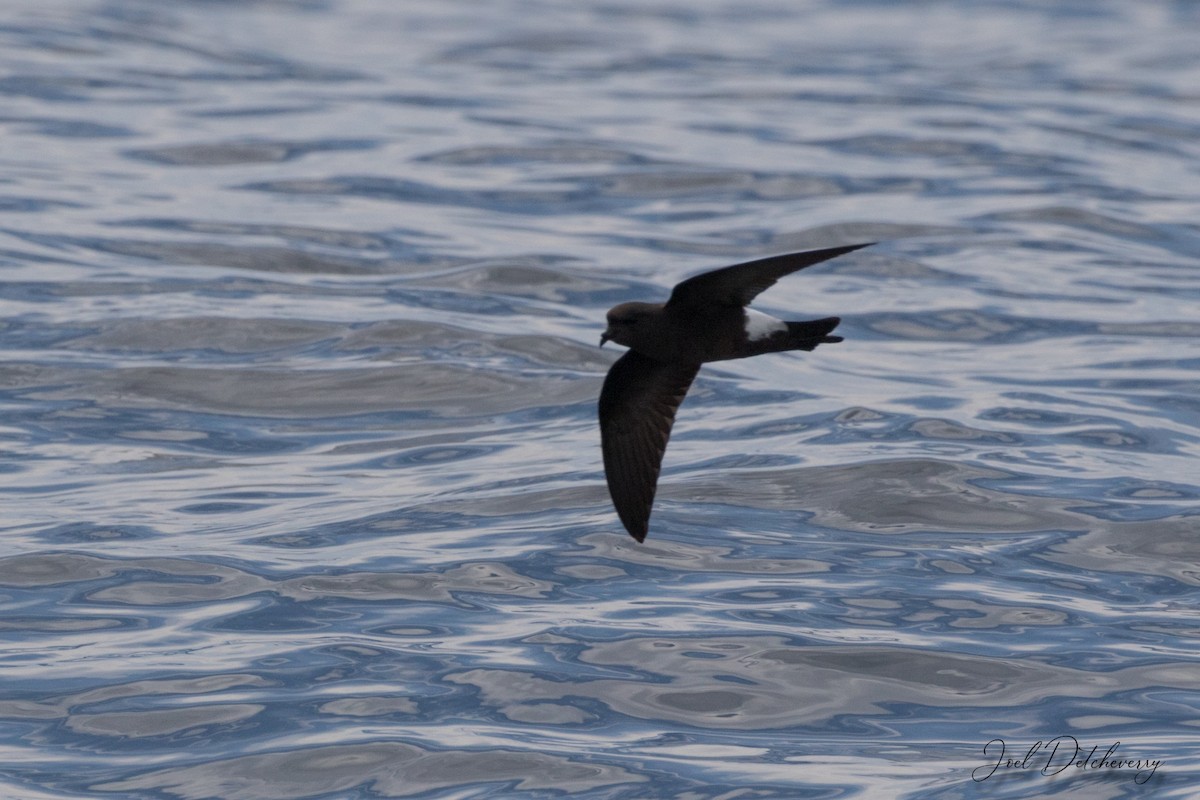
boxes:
[3,0,1199,798]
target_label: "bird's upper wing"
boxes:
[599,350,700,542]
[665,242,872,311]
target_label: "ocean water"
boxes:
[2,0,1199,798]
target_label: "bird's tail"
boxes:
[785,316,842,351]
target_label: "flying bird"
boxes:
[598,242,872,542]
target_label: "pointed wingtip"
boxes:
[615,512,648,542]
[619,514,648,543]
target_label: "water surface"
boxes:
[2,1,1199,798]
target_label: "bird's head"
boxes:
[601,302,660,348]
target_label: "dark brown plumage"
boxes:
[598,243,872,541]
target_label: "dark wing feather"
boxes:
[666,243,872,311]
[599,350,700,542]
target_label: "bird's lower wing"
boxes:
[598,350,700,542]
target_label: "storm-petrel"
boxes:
[598,242,872,541]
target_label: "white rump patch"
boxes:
[744,308,787,341]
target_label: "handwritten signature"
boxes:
[972,736,1160,785]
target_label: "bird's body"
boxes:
[598,242,872,542]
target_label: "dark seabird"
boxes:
[598,243,872,542]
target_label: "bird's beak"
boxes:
[600,331,611,347]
